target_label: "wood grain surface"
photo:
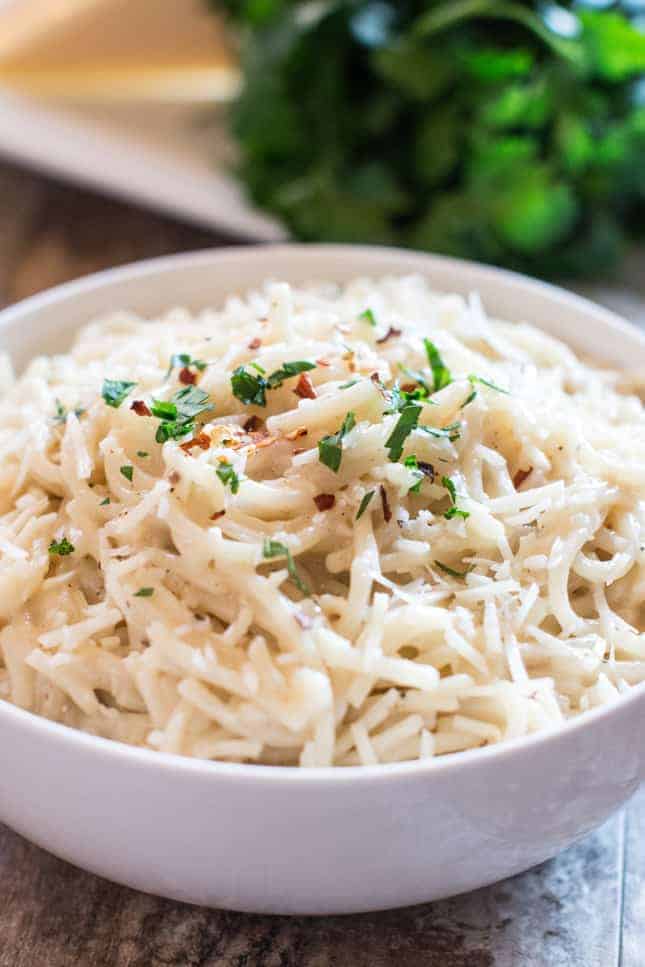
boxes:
[0,159,643,967]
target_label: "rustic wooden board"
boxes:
[0,159,643,967]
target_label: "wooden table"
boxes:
[0,160,644,967]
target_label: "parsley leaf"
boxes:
[442,475,470,520]
[102,379,137,408]
[152,386,213,442]
[48,537,74,556]
[216,462,241,494]
[262,538,310,596]
[339,378,360,389]
[100,497,110,506]
[385,403,421,461]
[468,374,510,395]
[134,587,154,597]
[359,308,377,327]
[424,339,452,392]
[419,421,461,442]
[120,465,134,482]
[356,490,375,520]
[166,353,207,379]
[318,411,356,473]
[267,360,315,389]
[231,366,267,406]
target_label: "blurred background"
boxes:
[1,0,645,284]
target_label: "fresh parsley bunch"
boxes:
[217,1,645,276]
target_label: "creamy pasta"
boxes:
[0,275,644,766]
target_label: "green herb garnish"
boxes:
[166,353,207,379]
[120,465,134,482]
[386,403,421,462]
[52,400,85,424]
[419,421,461,442]
[468,374,510,395]
[216,462,241,494]
[318,411,356,473]
[434,560,473,579]
[100,497,110,506]
[461,389,477,408]
[356,490,375,520]
[231,366,267,407]
[339,378,360,390]
[134,587,154,597]
[48,537,75,556]
[266,360,316,389]
[102,379,137,409]
[152,386,213,443]
[359,308,377,327]
[262,538,309,596]
[424,339,451,392]
[136,451,149,458]
[442,475,470,520]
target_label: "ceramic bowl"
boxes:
[0,245,644,915]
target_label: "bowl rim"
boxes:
[1,241,644,785]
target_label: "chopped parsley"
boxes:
[262,538,309,596]
[216,462,241,494]
[424,339,452,392]
[48,537,75,556]
[461,389,478,408]
[136,450,149,458]
[404,455,425,494]
[468,374,510,395]
[231,366,267,407]
[232,360,316,404]
[166,353,207,379]
[434,560,473,579]
[339,378,360,390]
[120,465,134,482]
[318,411,356,473]
[442,475,470,520]
[356,490,375,520]
[266,360,315,389]
[388,377,432,411]
[102,379,137,408]
[52,400,85,424]
[385,403,421,462]
[134,587,154,597]
[152,386,213,443]
[100,497,110,506]
[419,421,461,442]
[359,308,377,327]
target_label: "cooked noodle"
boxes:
[0,275,644,766]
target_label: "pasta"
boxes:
[0,275,644,767]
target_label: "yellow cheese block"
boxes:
[0,0,240,102]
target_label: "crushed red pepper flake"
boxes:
[178,367,197,385]
[247,337,262,350]
[131,400,152,417]
[168,471,181,485]
[293,447,307,455]
[210,510,226,521]
[243,415,264,433]
[376,326,402,344]
[316,358,330,367]
[180,432,211,452]
[401,383,417,394]
[314,493,335,512]
[513,467,533,489]
[379,484,392,523]
[285,426,308,441]
[294,372,317,400]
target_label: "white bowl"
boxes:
[1,245,644,915]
